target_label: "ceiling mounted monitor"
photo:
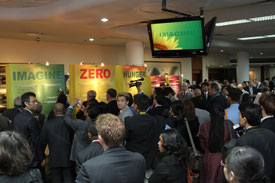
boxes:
[147,16,206,58]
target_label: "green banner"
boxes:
[151,20,204,50]
[6,64,65,117]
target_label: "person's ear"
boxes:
[229,171,235,183]
[98,135,104,144]
[126,101,129,105]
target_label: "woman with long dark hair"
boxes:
[149,129,187,183]
[175,100,201,151]
[0,131,43,182]
[222,146,270,183]
[199,105,231,183]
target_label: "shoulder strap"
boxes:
[184,117,198,156]
[225,120,233,140]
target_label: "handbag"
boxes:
[184,117,204,172]
[224,120,237,151]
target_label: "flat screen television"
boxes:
[147,16,206,58]
[204,17,217,55]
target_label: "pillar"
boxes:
[237,51,249,83]
[125,40,144,65]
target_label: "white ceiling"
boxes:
[0,0,275,58]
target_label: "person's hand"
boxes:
[72,98,80,107]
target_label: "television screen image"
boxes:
[147,16,206,58]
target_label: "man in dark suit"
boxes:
[259,94,275,134]
[237,103,275,182]
[207,82,227,111]
[76,90,98,120]
[76,113,146,183]
[41,103,74,183]
[2,96,23,125]
[65,99,101,163]
[13,92,44,168]
[244,81,258,96]
[106,88,119,115]
[125,94,165,171]
[76,122,103,174]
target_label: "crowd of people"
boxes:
[0,77,275,183]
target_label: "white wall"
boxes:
[0,38,127,73]
[250,66,261,81]
[202,52,231,81]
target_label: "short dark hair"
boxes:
[107,88,117,98]
[98,102,108,114]
[128,93,134,106]
[239,103,261,126]
[170,101,184,116]
[88,122,98,136]
[0,115,11,132]
[87,104,101,119]
[117,92,130,102]
[134,94,150,111]
[161,129,186,161]
[56,93,68,108]
[225,146,268,183]
[0,131,33,176]
[259,94,275,115]
[201,82,209,87]
[163,87,174,96]
[21,92,36,107]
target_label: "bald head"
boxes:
[54,103,65,116]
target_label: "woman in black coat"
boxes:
[149,129,187,183]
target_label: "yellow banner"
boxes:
[69,65,116,103]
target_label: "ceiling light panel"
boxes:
[238,34,275,40]
[216,15,275,27]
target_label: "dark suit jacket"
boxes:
[261,117,275,134]
[107,100,119,115]
[76,141,103,174]
[76,146,146,183]
[236,126,275,181]
[65,107,94,161]
[207,92,227,112]
[149,155,187,183]
[244,86,258,95]
[41,115,73,168]
[2,107,22,123]
[125,114,164,169]
[13,109,44,167]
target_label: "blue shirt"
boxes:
[225,104,240,125]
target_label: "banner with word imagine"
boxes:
[6,64,65,116]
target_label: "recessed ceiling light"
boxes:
[220,50,224,52]
[101,18,109,22]
[260,52,264,55]
[216,15,275,27]
[238,34,275,40]
[89,38,94,42]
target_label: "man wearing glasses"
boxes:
[13,92,45,169]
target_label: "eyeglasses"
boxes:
[29,100,38,104]
[220,160,226,167]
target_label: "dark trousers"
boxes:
[51,167,73,183]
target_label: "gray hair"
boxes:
[87,90,97,98]
[14,96,22,108]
